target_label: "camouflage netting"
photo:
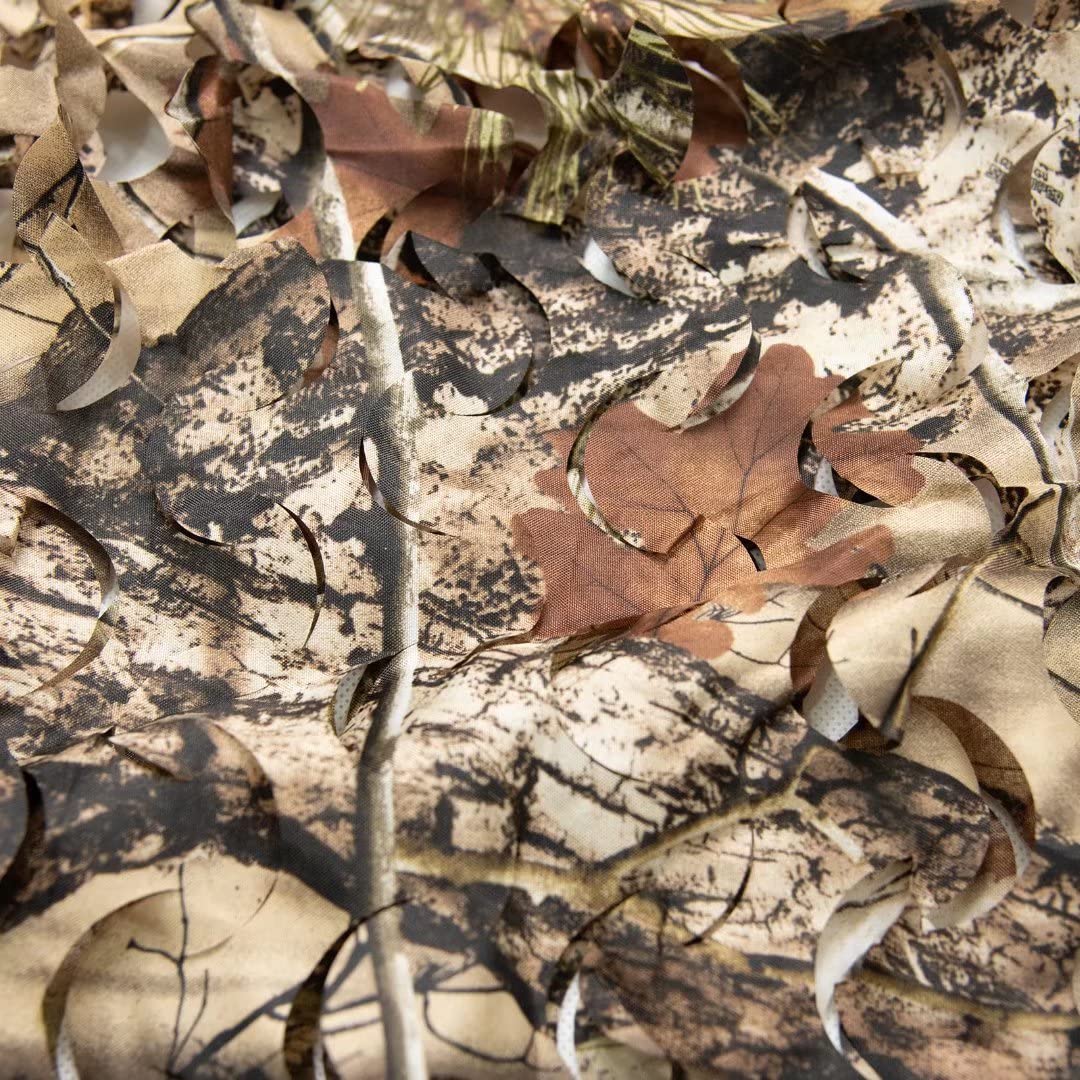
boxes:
[0,0,1079,1075]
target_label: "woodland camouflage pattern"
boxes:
[0,0,1079,1075]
